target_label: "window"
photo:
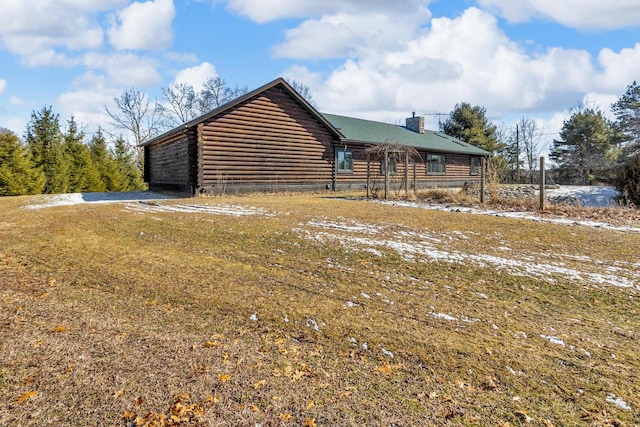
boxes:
[426,154,446,175]
[337,149,353,173]
[380,156,397,175]
[470,156,481,175]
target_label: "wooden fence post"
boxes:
[539,156,545,210]
[404,149,409,197]
[480,157,486,205]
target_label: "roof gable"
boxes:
[143,78,343,146]
[322,113,490,156]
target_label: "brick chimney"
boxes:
[406,112,425,134]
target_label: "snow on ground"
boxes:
[23,191,175,210]
[544,186,620,207]
[125,202,269,217]
[376,185,640,233]
[294,219,640,291]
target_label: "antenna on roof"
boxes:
[421,112,447,128]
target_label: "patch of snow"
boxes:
[540,334,565,347]
[374,193,640,233]
[361,292,370,299]
[306,318,320,331]
[545,186,619,208]
[514,331,528,339]
[249,314,258,321]
[347,337,357,345]
[381,348,395,359]
[505,366,523,376]
[344,301,360,308]
[431,312,458,322]
[24,191,174,210]
[126,202,268,216]
[299,227,639,291]
[606,393,632,411]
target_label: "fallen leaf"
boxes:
[113,388,124,398]
[375,364,393,375]
[205,395,220,405]
[219,373,231,383]
[302,417,317,427]
[291,370,306,383]
[337,390,353,399]
[121,411,136,419]
[253,379,266,389]
[52,325,67,333]
[16,390,38,404]
[306,400,315,410]
[250,404,260,412]
[279,412,293,421]
[202,340,221,348]
[134,396,143,406]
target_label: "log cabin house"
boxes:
[142,78,490,195]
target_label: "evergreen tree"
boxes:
[88,129,123,191]
[550,105,621,185]
[611,80,640,157]
[64,117,104,192]
[0,131,45,195]
[441,102,505,154]
[25,106,69,194]
[113,137,145,191]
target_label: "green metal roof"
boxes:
[322,113,490,156]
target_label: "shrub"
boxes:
[615,155,640,207]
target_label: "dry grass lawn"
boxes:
[0,192,639,426]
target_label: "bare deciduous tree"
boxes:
[289,80,317,108]
[159,83,197,127]
[195,77,248,115]
[517,117,545,183]
[105,88,162,159]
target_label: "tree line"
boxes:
[1,107,145,196]
[439,81,640,205]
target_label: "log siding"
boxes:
[197,86,339,193]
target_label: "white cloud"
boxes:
[107,0,176,51]
[82,53,162,87]
[274,10,430,60]
[224,0,429,23]
[57,86,118,133]
[596,43,640,92]
[306,8,597,119]
[0,0,122,65]
[0,79,6,94]
[10,96,24,107]
[478,0,640,30]
[172,62,218,91]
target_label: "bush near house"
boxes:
[615,154,640,206]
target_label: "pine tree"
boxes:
[550,105,621,185]
[611,81,640,157]
[25,106,69,194]
[0,131,45,195]
[64,117,105,193]
[441,102,505,154]
[113,137,146,191]
[88,130,123,191]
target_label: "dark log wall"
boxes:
[146,130,197,194]
[341,150,481,190]
[198,86,339,192]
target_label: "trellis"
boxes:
[364,140,422,199]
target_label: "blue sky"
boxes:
[1,0,639,152]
